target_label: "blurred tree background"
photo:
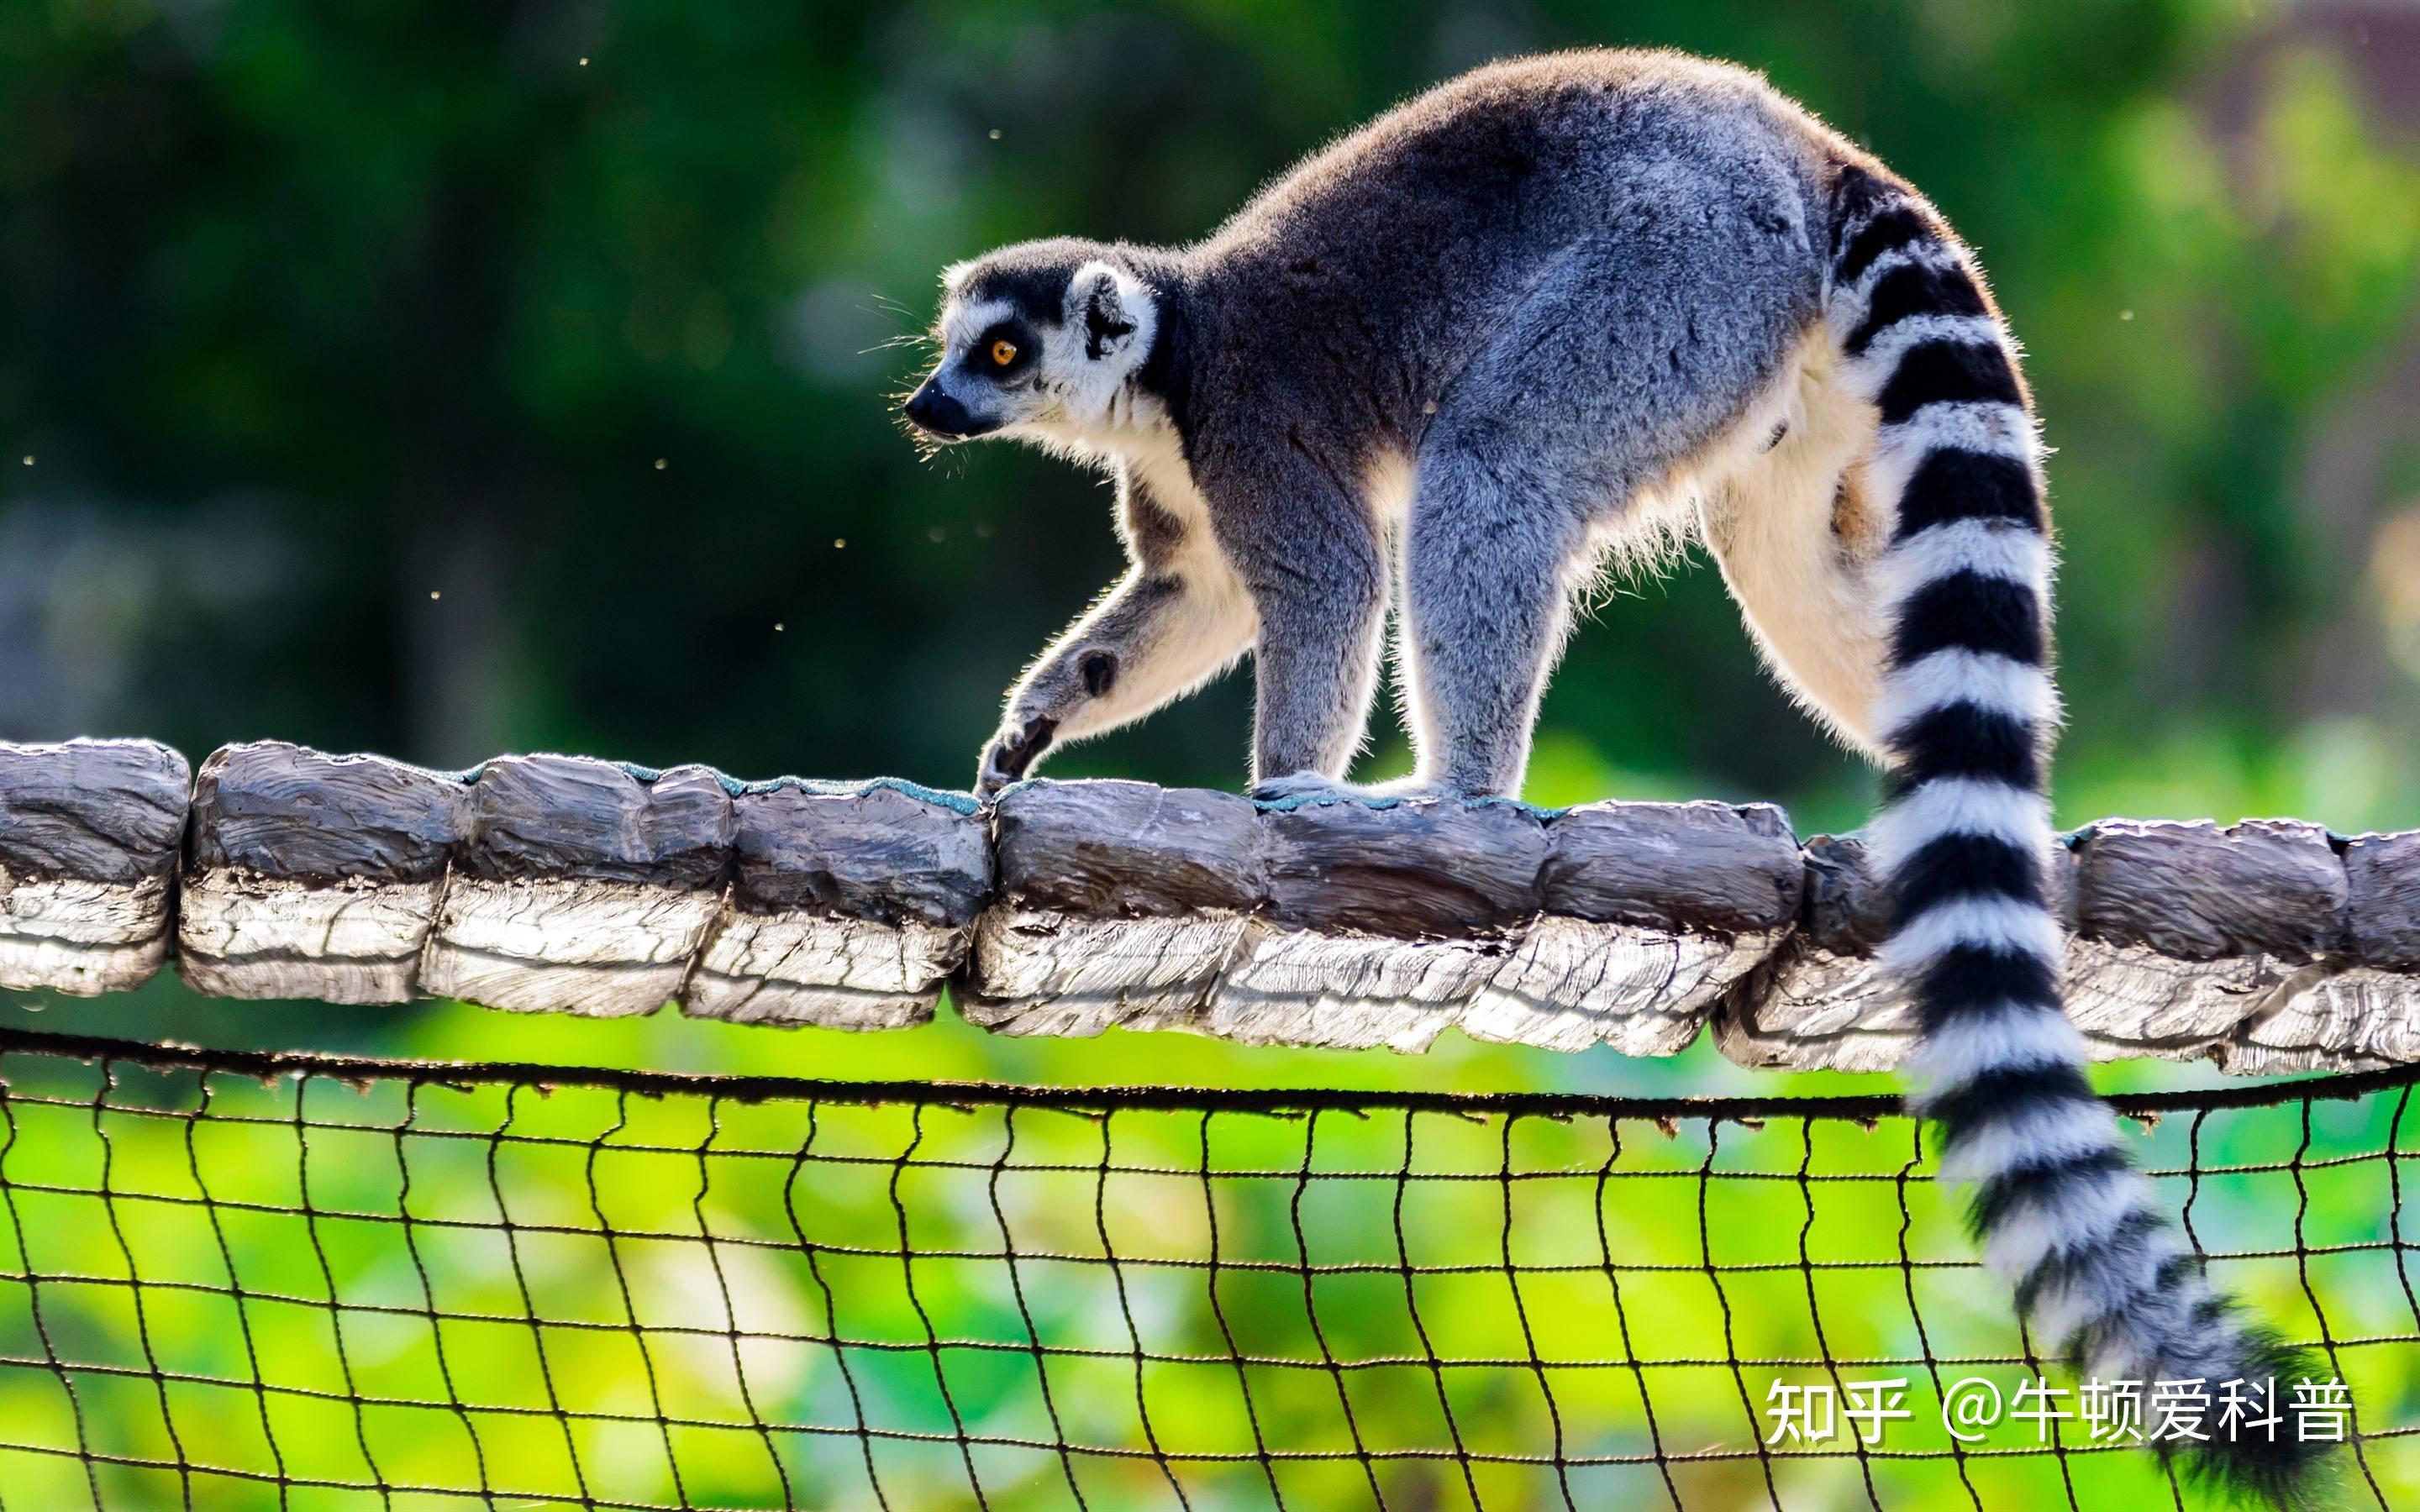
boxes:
[1,0,2417,1090]
[4,6,2420,1508]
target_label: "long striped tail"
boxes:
[1827,168,2328,1506]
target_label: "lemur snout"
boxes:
[903,380,984,438]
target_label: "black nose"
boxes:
[904,381,975,438]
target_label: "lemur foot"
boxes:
[1248,772,1470,806]
[1361,776,1462,801]
[1248,770,1361,806]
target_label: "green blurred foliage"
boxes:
[0,0,2412,1110]
[3,0,2414,833]
[1,5,2418,1500]
[3,1051,2412,1509]
[1,0,2414,1079]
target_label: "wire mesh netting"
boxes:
[0,1024,2416,1510]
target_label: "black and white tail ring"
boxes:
[1829,170,2327,1507]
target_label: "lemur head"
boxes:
[902,238,1164,454]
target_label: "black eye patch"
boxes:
[966,322,1035,377]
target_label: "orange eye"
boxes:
[989,339,1018,367]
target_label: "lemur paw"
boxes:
[1249,771,1446,806]
[975,716,1059,799]
[1359,776,1461,801]
[1247,770,1359,806]
[1249,772,1491,806]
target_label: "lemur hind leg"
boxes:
[1694,328,1892,755]
[1393,422,1597,799]
[1392,240,1822,801]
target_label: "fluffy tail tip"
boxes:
[2171,1336,2342,1511]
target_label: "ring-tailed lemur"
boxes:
[902,50,2322,1502]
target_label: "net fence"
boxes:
[0,1023,2415,1511]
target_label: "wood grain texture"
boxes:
[1719,819,2398,1074]
[1470,801,1801,1054]
[421,754,734,1017]
[180,743,466,1002]
[2348,829,2420,970]
[687,780,989,1029]
[965,780,1260,1037]
[2223,830,2420,1074]
[0,739,188,995]
[1715,832,1920,1073]
[1205,797,1549,1051]
[0,742,2413,1074]
[2068,818,2349,1062]
[962,790,1809,1056]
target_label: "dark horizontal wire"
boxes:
[0,1439,744,1511]
[0,1280,2019,1367]
[4,1356,2410,1484]
[3,1022,2411,1121]
[47,1192,2402,1272]
[13,1257,2400,1364]
[7,1169,2405,1273]
[4,1416,2409,1481]
[16,1089,2405,1184]
[9,1323,2414,1404]
[0,1090,1923,1179]
[0,1191,2002,1271]
[5,1026,2413,1508]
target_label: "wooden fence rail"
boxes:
[2,738,2414,1075]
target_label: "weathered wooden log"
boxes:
[2226,829,2420,1074]
[180,743,465,1002]
[421,754,734,1017]
[2,738,2417,1075]
[965,780,1263,1037]
[1469,801,1800,1055]
[687,779,987,1030]
[1200,797,1805,1053]
[1717,818,2416,1075]
[1714,832,1914,1073]
[0,739,188,995]
[1207,797,1549,1051]
[2070,818,2346,1061]
[967,787,1799,1054]
[174,744,988,1024]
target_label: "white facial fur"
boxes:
[938,296,1014,355]
[1043,260,1158,433]
[923,260,1163,459]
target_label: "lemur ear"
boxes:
[1071,261,1148,361]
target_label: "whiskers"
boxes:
[903,430,975,473]
[895,412,969,469]
[871,291,970,467]
[861,291,934,345]
[863,291,944,374]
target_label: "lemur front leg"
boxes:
[976,465,1257,795]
